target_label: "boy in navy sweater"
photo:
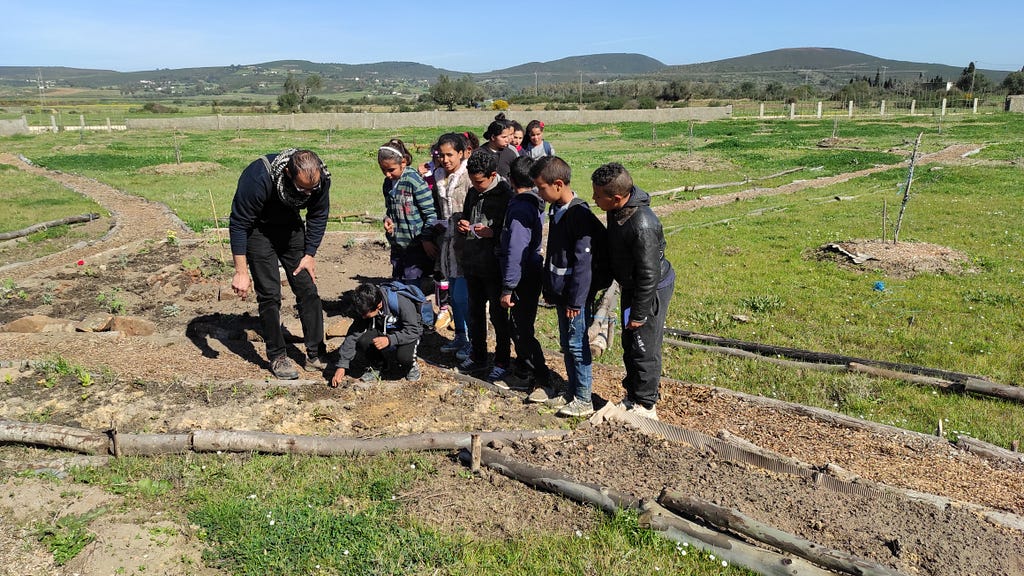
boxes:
[531,156,606,417]
[497,156,549,391]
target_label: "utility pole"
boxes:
[578,71,583,109]
[535,71,538,97]
[881,66,888,89]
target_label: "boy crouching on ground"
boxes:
[330,282,424,387]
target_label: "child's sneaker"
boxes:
[457,357,487,375]
[434,306,453,332]
[358,367,380,383]
[455,341,473,361]
[557,398,594,418]
[405,362,421,382]
[487,365,509,386]
[526,386,555,403]
[627,403,658,420]
[441,334,469,354]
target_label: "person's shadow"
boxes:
[186,312,273,370]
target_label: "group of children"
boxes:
[330,114,674,420]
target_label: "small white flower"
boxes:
[680,550,687,556]
[575,530,583,537]
[269,520,275,526]
[343,550,349,556]
[410,464,416,469]
[655,567,660,572]
[722,560,728,567]
[710,554,716,560]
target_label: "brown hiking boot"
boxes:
[270,356,299,380]
[304,355,328,371]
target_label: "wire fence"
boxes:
[730,96,1005,118]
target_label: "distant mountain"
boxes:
[660,47,1010,86]
[0,49,1011,95]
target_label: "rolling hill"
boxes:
[0,48,1012,96]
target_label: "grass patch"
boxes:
[63,453,751,575]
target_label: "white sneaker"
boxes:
[627,403,658,420]
[617,398,635,410]
[557,398,594,417]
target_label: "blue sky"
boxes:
[3,1,1020,73]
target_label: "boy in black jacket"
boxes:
[330,282,424,387]
[591,162,675,420]
[457,149,514,380]
[531,156,606,417]
[498,155,549,391]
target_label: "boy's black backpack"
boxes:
[380,281,435,327]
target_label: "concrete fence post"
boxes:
[50,115,57,132]
[759,102,765,117]
[973,98,978,114]
[789,102,795,119]
[106,118,111,131]
[941,98,947,116]
[848,100,854,117]
[816,102,822,118]
[79,114,85,128]
[910,100,916,115]
[880,100,886,116]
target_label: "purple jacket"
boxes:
[498,189,545,295]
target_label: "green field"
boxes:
[3,113,1022,574]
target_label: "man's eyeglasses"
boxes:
[293,181,321,194]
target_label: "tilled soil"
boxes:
[1,147,1022,576]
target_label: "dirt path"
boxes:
[2,143,1022,576]
[652,143,983,217]
[0,153,194,277]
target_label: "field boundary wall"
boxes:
[124,107,732,131]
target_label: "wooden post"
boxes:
[973,98,978,114]
[892,132,923,244]
[470,434,481,473]
[941,98,947,116]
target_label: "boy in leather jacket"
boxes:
[591,163,675,420]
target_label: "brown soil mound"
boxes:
[138,161,223,175]
[814,240,974,278]
[652,152,734,172]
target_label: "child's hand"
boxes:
[383,217,394,235]
[373,336,390,350]
[329,368,346,388]
[499,294,515,309]
[472,224,492,238]
[457,219,471,234]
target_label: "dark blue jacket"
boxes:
[543,195,606,310]
[229,153,330,257]
[499,189,544,295]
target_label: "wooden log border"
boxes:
[663,328,1024,404]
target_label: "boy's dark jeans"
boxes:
[621,279,674,409]
[247,224,325,361]
[508,273,548,380]
[351,329,418,374]
[465,273,511,366]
